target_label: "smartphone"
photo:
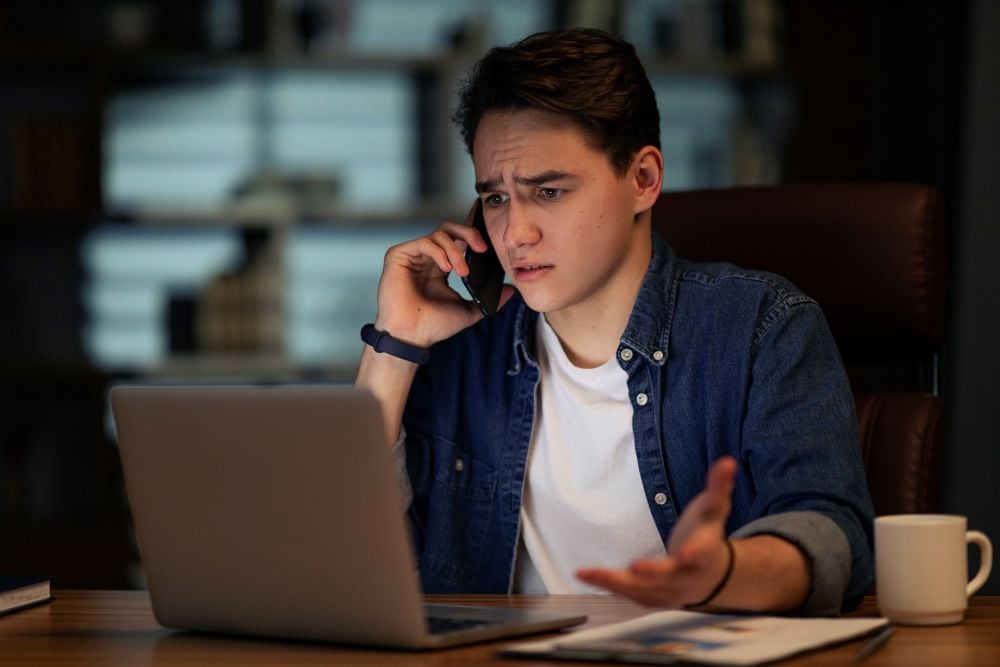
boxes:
[461,199,505,317]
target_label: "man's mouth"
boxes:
[511,263,553,281]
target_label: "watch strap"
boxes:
[360,323,430,365]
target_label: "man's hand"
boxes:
[356,218,514,448]
[375,221,514,349]
[577,456,811,612]
[576,457,737,607]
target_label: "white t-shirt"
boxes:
[513,315,666,594]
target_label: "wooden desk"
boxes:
[1,591,998,665]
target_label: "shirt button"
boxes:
[454,459,464,472]
[653,350,664,361]
[654,492,669,506]
[635,392,649,406]
[619,348,634,362]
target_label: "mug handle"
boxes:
[966,530,993,596]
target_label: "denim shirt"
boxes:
[400,232,874,615]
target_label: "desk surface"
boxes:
[0,591,998,665]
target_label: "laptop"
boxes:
[110,385,585,649]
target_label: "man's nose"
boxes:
[502,200,542,249]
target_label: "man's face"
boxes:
[472,109,651,319]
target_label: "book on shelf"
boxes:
[0,576,53,617]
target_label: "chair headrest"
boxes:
[653,183,946,361]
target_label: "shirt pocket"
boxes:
[420,435,498,586]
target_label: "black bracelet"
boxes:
[686,539,735,608]
[360,323,430,365]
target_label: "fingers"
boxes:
[576,568,668,607]
[577,558,693,608]
[701,456,737,521]
[628,556,681,578]
[375,218,500,346]
[390,236,454,275]
[391,221,489,278]
[427,229,466,274]
[666,457,737,563]
[578,459,739,610]
[394,231,459,274]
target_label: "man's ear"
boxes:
[632,146,664,214]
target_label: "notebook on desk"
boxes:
[110,385,585,649]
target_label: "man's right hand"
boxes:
[374,220,507,348]
[357,219,513,448]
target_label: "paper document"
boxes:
[501,610,888,665]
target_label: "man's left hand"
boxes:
[575,456,737,607]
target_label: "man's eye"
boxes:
[539,188,562,200]
[485,193,507,207]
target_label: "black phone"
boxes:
[461,199,505,317]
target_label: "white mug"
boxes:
[875,514,992,625]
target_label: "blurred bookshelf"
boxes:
[73,0,788,383]
[0,0,787,587]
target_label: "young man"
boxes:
[356,28,874,616]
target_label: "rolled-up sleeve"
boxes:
[733,511,851,616]
[740,299,875,614]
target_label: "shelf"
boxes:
[105,50,784,79]
[103,198,474,227]
[643,55,783,78]
[0,211,102,230]
[109,49,481,75]
[11,44,779,80]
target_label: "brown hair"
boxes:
[452,27,660,176]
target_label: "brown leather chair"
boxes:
[652,183,946,515]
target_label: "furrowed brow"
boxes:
[475,178,501,194]
[515,170,574,186]
[475,170,575,193]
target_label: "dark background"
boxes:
[1,1,997,593]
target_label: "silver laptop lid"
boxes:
[111,385,428,646]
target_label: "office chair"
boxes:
[652,183,946,516]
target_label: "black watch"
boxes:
[360,323,431,365]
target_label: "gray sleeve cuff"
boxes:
[732,510,850,616]
[391,426,412,510]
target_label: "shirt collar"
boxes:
[510,231,678,370]
[620,232,677,366]
[510,296,540,374]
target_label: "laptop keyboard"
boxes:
[426,615,495,634]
